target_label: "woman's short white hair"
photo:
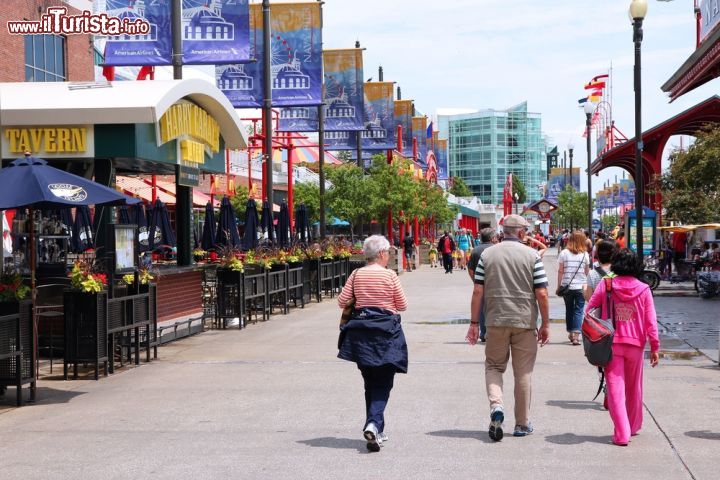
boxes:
[363,235,391,261]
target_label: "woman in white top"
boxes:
[557,230,590,345]
[585,239,617,301]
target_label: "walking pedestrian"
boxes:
[467,227,498,343]
[337,235,409,452]
[437,231,455,274]
[403,233,414,272]
[557,230,590,345]
[586,248,660,446]
[457,228,471,270]
[585,239,617,301]
[466,215,550,441]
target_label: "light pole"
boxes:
[630,0,647,260]
[514,193,519,214]
[567,141,574,191]
[584,101,594,241]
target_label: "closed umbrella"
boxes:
[59,208,74,240]
[201,202,217,250]
[241,199,259,251]
[118,205,132,224]
[261,200,275,244]
[148,199,176,250]
[215,197,240,248]
[295,203,309,243]
[277,202,290,248]
[133,203,150,252]
[72,205,94,253]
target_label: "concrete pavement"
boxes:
[0,256,718,480]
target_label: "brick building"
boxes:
[0,0,94,83]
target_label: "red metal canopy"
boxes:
[590,95,720,214]
[662,26,720,102]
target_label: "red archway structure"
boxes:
[590,95,720,217]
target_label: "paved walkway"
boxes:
[1,257,718,480]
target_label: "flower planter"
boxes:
[63,291,108,380]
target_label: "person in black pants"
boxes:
[438,231,456,274]
[403,233,414,272]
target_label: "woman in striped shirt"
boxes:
[337,235,408,452]
[557,230,590,345]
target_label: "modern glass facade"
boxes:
[445,102,546,205]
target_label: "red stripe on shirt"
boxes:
[338,265,408,314]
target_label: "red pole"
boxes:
[413,137,418,163]
[247,142,253,196]
[209,174,215,205]
[226,149,232,195]
[288,137,295,234]
[414,216,420,245]
[696,1,702,48]
[151,175,157,203]
[399,213,406,270]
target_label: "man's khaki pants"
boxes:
[485,326,538,427]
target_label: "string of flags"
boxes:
[578,74,609,105]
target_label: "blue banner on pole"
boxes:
[279,48,364,133]
[412,116,428,169]
[182,0,250,65]
[102,0,172,66]
[436,138,448,180]
[216,2,322,108]
[358,82,396,151]
[394,100,413,156]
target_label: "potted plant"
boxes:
[192,248,207,263]
[0,271,30,316]
[122,267,155,294]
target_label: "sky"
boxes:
[80,0,717,196]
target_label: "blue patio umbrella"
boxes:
[148,199,176,250]
[59,208,74,240]
[201,202,217,250]
[215,197,241,248]
[241,199,259,251]
[295,204,310,243]
[72,205,94,253]
[277,202,290,248]
[261,200,275,244]
[133,203,150,252]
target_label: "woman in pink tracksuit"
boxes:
[586,248,660,446]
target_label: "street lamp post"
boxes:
[630,0,647,260]
[584,102,594,241]
[514,193,519,214]
[567,142,574,191]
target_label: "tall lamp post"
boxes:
[584,101,594,241]
[567,142,574,191]
[630,0,647,260]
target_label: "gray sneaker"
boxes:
[513,423,534,437]
[364,422,380,452]
[377,432,388,445]
[488,406,504,441]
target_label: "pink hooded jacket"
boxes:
[586,275,660,353]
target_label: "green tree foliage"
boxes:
[512,174,527,204]
[657,126,720,223]
[293,182,321,225]
[336,150,352,162]
[325,163,367,238]
[415,180,458,226]
[365,156,420,225]
[229,185,250,222]
[556,186,589,231]
[602,213,620,232]
[449,176,472,197]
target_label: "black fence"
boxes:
[0,301,35,405]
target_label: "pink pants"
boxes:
[605,343,645,445]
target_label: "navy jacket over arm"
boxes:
[338,307,408,374]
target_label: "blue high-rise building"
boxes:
[438,102,546,205]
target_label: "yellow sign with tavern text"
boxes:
[2,126,94,159]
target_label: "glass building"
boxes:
[441,102,546,205]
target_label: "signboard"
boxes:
[2,126,95,159]
[700,0,720,43]
[158,102,220,157]
[545,167,580,203]
[436,138,448,180]
[628,217,655,256]
[177,164,200,187]
[394,100,413,156]
[412,116,428,169]
[216,2,322,108]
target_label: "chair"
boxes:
[34,284,66,375]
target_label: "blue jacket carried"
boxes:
[338,308,408,374]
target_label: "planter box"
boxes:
[63,291,108,380]
[287,263,304,308]
[303,259,321,303]
[0,300,34,404]
[216,268,244,329]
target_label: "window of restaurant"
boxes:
[24,34,66,82]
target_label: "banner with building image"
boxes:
[100,0,172,66]
[279,48,364,134]
[215,2,322,108]
[182,0,250,65]
[436,138,449,180]
[394,100,414,157]
[412,116,428,169]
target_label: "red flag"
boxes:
[584,81,606,90]
[593,74,609,82]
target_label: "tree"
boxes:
[336,150,352,163]
[293,182,321,226]
[229,185,250,222]
[657,126,720,223]
[415,180,458,228]
[511,174,527,204]
[365,156,420,230]
[325,163,368,240]
[556,186,589,231]
[601,213,620,232]
[449,176,472,197]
